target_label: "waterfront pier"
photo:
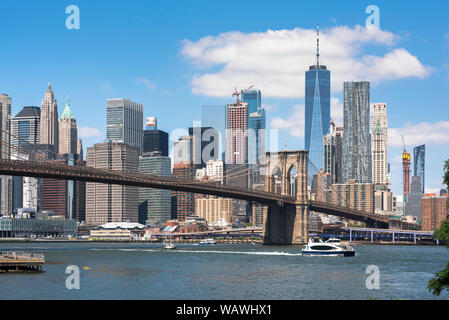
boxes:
[0,252,45,273]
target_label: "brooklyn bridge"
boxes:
[0,131,398,244]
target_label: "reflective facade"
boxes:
[305,65,330,171]
[139,152,171,224]
[342,82,372,183]
[413,144,425,193]
[106,98,143,155]
[201,105,226,160]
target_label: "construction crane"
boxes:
[232,87,243,104]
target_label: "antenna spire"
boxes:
[316,24,320,67]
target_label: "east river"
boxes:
[1,242,448,300]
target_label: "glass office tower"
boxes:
[242,88,266,166]
[413,144,425,193]
[201,105,226,160]
[304,29,330,172]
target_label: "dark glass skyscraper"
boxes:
[201,105,226,160]
[304,27,330,172]
[413,144,425,193]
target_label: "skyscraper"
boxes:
[323,125,343,184]
[139,151,171,225]
[59,98,78,156]
[305,26,330,172]
[201,105,226,160]
[242,87,266,166]
[342,81,372,183]
[405,176,423,220]
[371,103,389,188]
[106,98,143,154]
[40,83,59,153]
[414,144,425,193]
[226,98,248,165]
[0,94,12,216]
[403,147,411,199]
[86,142,139,226]
[189,126,220,169]
[172,136,195,221]
[143,117,169,156]
[11,106,41,211]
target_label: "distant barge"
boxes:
[0,252,45,273]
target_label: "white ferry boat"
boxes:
[302,237,355,257]
[197,238,216,245]
[163,241,176,249]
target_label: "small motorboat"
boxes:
[197,238,216,245]
[302,237,355,257]
[163,241,176,250]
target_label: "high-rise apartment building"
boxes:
[106,98,143,154]
[196,197,232,225]
[40,83,59,152]
[138,151,171,225]
[372,103,389,188]
[414,144,425,194]
[305,26,330,172]
[59,98,78,155]
[86,142,139,226]
[226,100,248,165]
[342,81,372,183]
[421,194,448,231]
[331,180,374,214]
[403,148,411,199]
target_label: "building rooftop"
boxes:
[15,106,40,118]
[98,222,146,230]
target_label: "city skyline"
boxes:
[1,1,448,198]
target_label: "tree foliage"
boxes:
[427,159,449,296]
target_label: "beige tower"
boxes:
[85,142,139,226]
[59,97,78,155]
[40,83,59,152]
[0,94,12,215]
[371,103,389,188]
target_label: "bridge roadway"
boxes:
[0,159,390,227]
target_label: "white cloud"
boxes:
[389,121,449,147]
[135,77,156,90]
[182,25,430,98]
[270,104,304,137]
[79,126,102,138]
[331,97,343,126]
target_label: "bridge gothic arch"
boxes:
[262,151,309,245]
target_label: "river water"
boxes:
[1,242,448,300]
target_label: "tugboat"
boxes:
[302,237,355,257]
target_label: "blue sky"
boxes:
[1,0,448,196]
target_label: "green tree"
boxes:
[427,159,449,296]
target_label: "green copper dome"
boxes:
[61,97,75,120]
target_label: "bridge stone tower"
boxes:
[262,151,309,245]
